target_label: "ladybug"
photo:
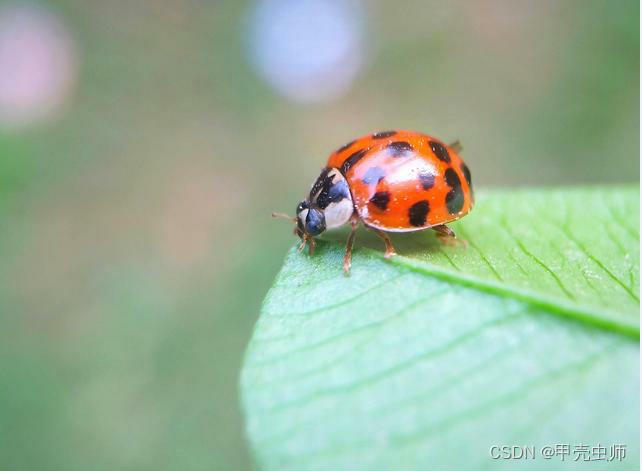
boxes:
[274,130,474,273]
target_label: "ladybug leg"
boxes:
[372,228,397,258]
[448,140,463,153]
[298,233,313,253]
[343,217,359,274]
[433,224,466,247]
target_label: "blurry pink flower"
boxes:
[0,3,78,128]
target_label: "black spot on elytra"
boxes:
[461,163,472,187]
[336,139,356,154]
[372,130,397,139]
[362,167,386,185]
[446,189,464,214]
[387,141,414,157]
[461,162,474,202]
[429,140,450,163]
[369,191,390,211]
[408,200,430,227]
[341,148,369,174]
[418,171,435,190]
[444,167,464,214]
[444,168,461,189]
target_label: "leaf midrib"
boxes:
[352,245,640,339]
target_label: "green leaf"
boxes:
[241,186,639,470]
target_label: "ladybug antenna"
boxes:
[272,212,296,223]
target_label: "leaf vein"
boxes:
[250,292,443,371]
[559,223,640,303]
[259,273,406,324]
[457,226,504,281]
[499,216,576,300]
[257,312,522,414]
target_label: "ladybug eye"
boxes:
[305,208,326,236]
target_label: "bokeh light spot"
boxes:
[247,0,365,103]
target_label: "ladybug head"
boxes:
[296,200,326,237]
[293,168,354,240]
[273,168,353,253]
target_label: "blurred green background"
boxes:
[0,0,638,469]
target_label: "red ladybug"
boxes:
[274,130,474,273]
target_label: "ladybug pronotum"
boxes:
[274,130,474,273]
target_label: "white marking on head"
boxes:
[297,208,309,227]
